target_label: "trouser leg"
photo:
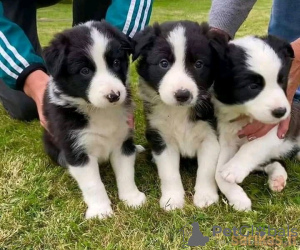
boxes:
[36,0,61,8]
[72,0,111,26]
[72,0,154,37]
[268,0,300,43]
[268,0,300,100]
[0,79,38,121]
[2,0,42,55]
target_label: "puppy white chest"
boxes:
[218,119,249,148]
[76,107,129,160]
[149,104,214,157]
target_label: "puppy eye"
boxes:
[249,83,259,90]
[194,60,203,69]
[248,75,263,90]
[113,59,121,69]
[80,67,91,76]
[159,59,169,69]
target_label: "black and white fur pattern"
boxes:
[211,35,299,211]
[43,21,146,219]
[133,21,220,210]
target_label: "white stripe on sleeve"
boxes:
[129,0,145,38]
[140,0,151,30]
[0,61,18,79]
[0,31,29,68]
[0,46,23,73]
[122,0,137,35]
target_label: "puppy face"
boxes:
[212,35,294,124]
[44,21,132,108]
[133,21,214,106]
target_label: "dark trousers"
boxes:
[0,0,110,121]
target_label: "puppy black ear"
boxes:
[93,20,134,55]
[263,35,295,59]
[120,35,134,55]
[198,22,210,35]
[280,42,294,60]
[43,34,69,77]
[209,32,228,62]
[208,32,230,81]
[285,43,295,59]
[132,24,157,61]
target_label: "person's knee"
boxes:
[2,100,38,121]
[12,102,38,121]
[0,82,39,121]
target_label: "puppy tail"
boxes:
[43,130,67,168]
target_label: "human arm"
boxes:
[23,70,48,128]
[209,0,257,39]
[105,0,154,38]
[0,2,48,127]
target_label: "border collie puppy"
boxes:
[133,21,220,210]
[43,21,146,219]
[211,35,299,211]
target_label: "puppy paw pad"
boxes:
[269,175,286,192]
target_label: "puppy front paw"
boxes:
[160,192,185,211]
[220,162,249,184]
[228,191,251,211]
[194,190,219,208]
[121,190,147,208]
[85,204,114,219]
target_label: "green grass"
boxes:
[1,0,300,249]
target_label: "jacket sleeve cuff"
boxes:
[16,63,47,91]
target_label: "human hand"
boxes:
[127,113,135,129]
[288,38,300,99]
[238,117,290,141]
[23,70,49,129]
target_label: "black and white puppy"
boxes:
[43,21,146,219]
[211,35,299,211]
[133,21,220,210]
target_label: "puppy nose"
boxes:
[272,107,287,118]
[106,91,120,103]
[174,89,191,102]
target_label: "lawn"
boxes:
[1,0,300,249]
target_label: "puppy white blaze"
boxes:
[158,25,198,106]
[167,25,186,65]
[232,36,290,124]
[87,28,127,108]
[82,20,94,28]
[232,36,282,79]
